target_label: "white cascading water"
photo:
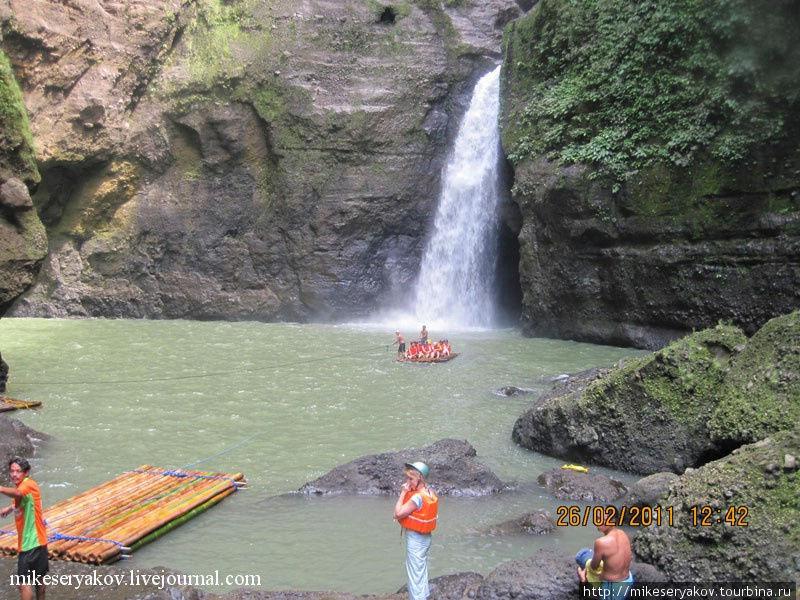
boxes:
[412,66,502,329]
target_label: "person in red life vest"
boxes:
[394,461,438,600]
[408,342,419,360]
[420,342,432,359]
[1,457,48,600]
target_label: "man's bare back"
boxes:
[592,526,632,581]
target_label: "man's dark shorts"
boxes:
[17,545,49,580]
[399,343,406,352]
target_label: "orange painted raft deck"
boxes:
[0,465,245,564]
[0,396,42,412]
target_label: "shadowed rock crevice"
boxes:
[378,7,396,25]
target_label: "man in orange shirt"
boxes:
[1,457,48,600]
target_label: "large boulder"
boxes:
[709,310,800,447]
[512,325,746,474]
[299,439,507,496]
[632,424,800,582]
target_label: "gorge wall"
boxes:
[3,0,799,351]
[0,0,526,321]
[500,0,800,349]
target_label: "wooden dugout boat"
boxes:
[0,465,245,564]
[0,396,42,412]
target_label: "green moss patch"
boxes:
[585,324,746,428]
[0,51,39,183]
[710,310,800,446]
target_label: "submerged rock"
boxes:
[494,386,533,397]
[299,438,507,496]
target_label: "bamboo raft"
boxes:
[397,352,460,364]
[0,396,42,412]
[0,465,245,564]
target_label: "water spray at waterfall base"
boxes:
[378,66,505,332]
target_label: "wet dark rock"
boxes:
[474,548,577,600]
[537,467,627,502]
[486,510,555,536]
[0,415,46,486]
[493,386,533,397]
[630,561,668,583]
[398,572,485,599]
[299,439,507,496]
[628,472,679,506]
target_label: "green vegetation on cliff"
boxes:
[0,51,39,183]
[501,0,800,185]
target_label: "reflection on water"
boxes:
[0,319,643,593]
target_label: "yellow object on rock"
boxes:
[562,464,589,473]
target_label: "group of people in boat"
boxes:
[392,326,452,361]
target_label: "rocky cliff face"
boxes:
[0,0,524,320]
[0,45,47,313]
[500,0,800,349]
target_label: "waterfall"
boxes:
[412,66,503,329]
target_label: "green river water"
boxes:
[0,318,645,594]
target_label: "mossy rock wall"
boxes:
[500,0,800,349]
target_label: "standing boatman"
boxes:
[394,461,438,600]
[392,331,407,358]
[1,457,48,600]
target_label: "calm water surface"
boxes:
[0,319,644,593]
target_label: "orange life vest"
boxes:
[399,488,438,534]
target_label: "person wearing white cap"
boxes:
[394,461,438,600]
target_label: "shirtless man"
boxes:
[577,520,633,597]
[392,331,406,358]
